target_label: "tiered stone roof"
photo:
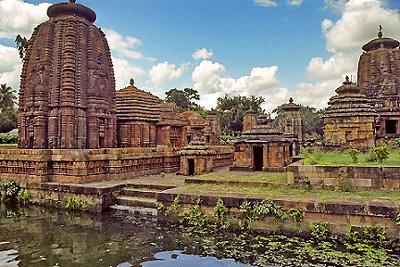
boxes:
[362,27,400,52]
[181,110,208,128]
[239,115,292,142]
[116,85,168,122]
[278,97,301,112]
[324,77,377,118]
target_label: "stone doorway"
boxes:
[253,146,263,171]
[385,120,398,134]
[188,159,195,176]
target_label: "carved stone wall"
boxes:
[18,1,116,149]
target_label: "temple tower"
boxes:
[275,98,305,143]
[18,0,117,149]
[357,26,400,140]
[243,109,257,132]
[324,77,376,151]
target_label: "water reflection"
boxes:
[140,251,250,267]
[0,204,399,267]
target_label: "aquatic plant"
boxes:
[396,212,400,228]
[309,223,330,241]
[285,209,304,225]
[212,198,230,230]
[180,198,208,233]
[64,196,91,211]
[166,195,183,216]
[1,180,20,202]
[18,188,31,205]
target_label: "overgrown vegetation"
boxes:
[302,147,400,166]
[309,223,330,241]
[337,169,353,192]
[1,181,32,205]
[347,148,360,164]
[64,196,92,211]
[0,133,18,144]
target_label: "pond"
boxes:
[0,204,399,267]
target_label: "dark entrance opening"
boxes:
[29,136,34,148]
[385,120,397,134]
[188,159,195,176]
[187,135,192,144]
[99,136,105,148]
[289,143,294,157]
[253,146,263,171]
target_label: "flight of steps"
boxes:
[111,183,175,216]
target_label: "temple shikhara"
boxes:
[18,1,117,149]
[323,26,400,150]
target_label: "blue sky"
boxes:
[1,0,400,111]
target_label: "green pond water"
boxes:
[0,204,400,267]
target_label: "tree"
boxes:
[15,34,28,60]
[215,94,265,134]
[0,84,17,111]
[0,106,17,133]
[165,88,200,110]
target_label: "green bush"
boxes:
[0,133,18,144]
[64,196,90,211]
[347,148,360,164]
[368,146,390,164]
[212,198,230,230]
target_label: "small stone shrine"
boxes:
[323,76,376,150]
[232,115,295,172]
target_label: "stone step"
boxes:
[122,188,160,198]
[124,183,175,191]
[110,205,157,216]
[116,196,157,209]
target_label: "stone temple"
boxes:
[0,0,233,185]
[18,0,116,149]
[324,27,400,149]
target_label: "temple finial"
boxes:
[70,0,76,3]
[345,75,350,83]
[130,78,134,86]
[378,25,383,38]
[289,97,293,103]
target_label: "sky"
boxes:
[0,0,400,112]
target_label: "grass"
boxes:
[302,147,400,166]
[0,143,17,148]
[197,171,287,184]
[181,183,400,205]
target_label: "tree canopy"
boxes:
[0,84,17,133]
[165,88,200,111]
[15,34,28,60]
[215,94,265,134]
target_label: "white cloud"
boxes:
[149,62,186,86]
[0,44,21,91]
[112,57,145,89]
[324,0,348,14]
[192,48,214,60]
[297,0,400,110]
[104,29,155,61]
[0,0,50,39]
[254,0,278,8]
[287,0,304,6]
[192,60,280,109]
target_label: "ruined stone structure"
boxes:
[232,115,295,172]
[323,77,376,150]
[275,98,305,153]
[116,84,221,148]
[18,0,116,149]
[358,27,400,141]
